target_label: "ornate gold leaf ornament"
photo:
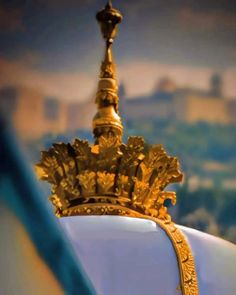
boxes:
[35,1,199,294]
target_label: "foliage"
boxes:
[126,119,236,177]
[176,184,236,243]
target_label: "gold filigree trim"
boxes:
[148,218,199,295]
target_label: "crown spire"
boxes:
[93,1,123,143]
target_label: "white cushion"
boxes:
[60,216,236,295]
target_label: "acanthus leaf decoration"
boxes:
[36,136,183,221]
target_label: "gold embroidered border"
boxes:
[60,203,199,295]
[146,216,199,295]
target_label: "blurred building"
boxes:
[0,86,96,139]
[126,77,175,120]
[125,74,236,125]
[173,89,230,124]
[67,100,96,132]
[0,74,235,140]
[227,100,236,124]
[0,86,67,139]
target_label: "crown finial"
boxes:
[96,1,122,42]
[93,2,123,144]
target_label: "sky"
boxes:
[0,0,236,101]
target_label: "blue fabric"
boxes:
[0,117,96,295]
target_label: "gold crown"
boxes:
[36,1,183,221]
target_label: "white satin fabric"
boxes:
[59,216,236,295]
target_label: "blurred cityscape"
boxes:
[0,0,236,243]
[1,73,236,138]
[1,72,236,242]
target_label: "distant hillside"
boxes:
[126,119,236,185]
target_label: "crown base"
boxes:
[55,202,172,222]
